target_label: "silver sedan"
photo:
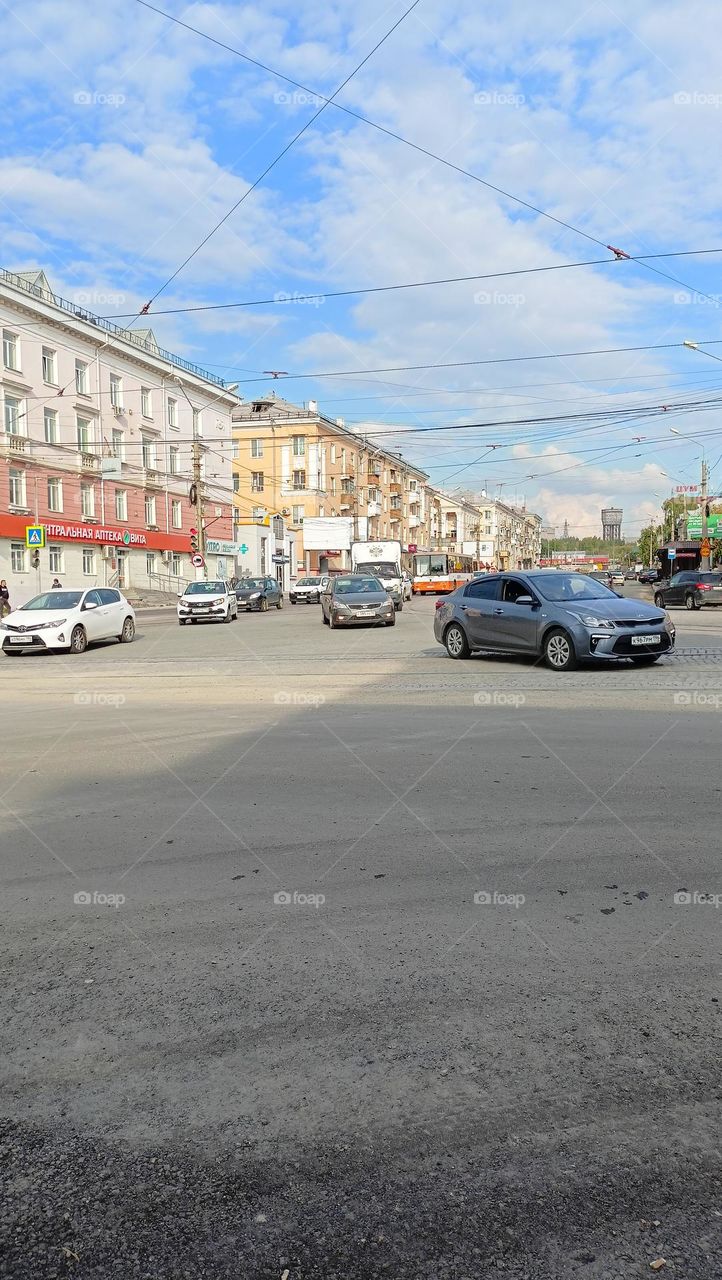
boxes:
[320,575,396,629]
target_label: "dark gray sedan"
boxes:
[433,571,675,670]
[321,575,396,629]
[235,577,283,611]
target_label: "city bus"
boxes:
[410,552,481,594]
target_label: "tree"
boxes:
[637,524,662,566]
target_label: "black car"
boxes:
[234,577,283,611]
[654,570,722,610]
[638,568,660,584]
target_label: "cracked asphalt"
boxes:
[1,591,720,1278]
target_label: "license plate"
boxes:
[354,610,374,618]
[8,636,27,644]
[631,634,660,646]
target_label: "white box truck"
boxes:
[350,540,404,610]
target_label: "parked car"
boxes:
[609,571,625,587]
[178,580,238,624]
[433,570,675,670]
[235,577,283,612]
[289,576,328,604]
[624,570,638,581]
[1,588,135,655]
[653,570,722,610]
[320,574,396,629]
[638,568,660,584]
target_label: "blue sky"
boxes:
[3,0,722,534]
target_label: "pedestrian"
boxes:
[0,580,9,618]
[51,578,62,589]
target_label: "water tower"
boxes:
[601,507,623,541]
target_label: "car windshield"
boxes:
[297,578,321,586]
[335,576,383,595]
[354,561,398,577]
[238,579,264,590]
[20,591,83,610]
[185,582,226,595]
[534,573,617,602]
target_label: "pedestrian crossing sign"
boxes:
[25,525,45,548]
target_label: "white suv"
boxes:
[289,575,329,604]
[178,580,238,624]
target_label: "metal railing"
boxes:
[0,267,227,388]
[148,570,192,595]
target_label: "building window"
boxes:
[260,536,267,574]
[329,477,336,495]
[251,471,264,492]
[330,444,336,463]
[145,495,157,526]
[292,470,306,490]
[232,440,240,459]
[82,547,96,575]
[169,445,180,474]
[292,504,304,524]
[341,478,354,494]
[48,545,64,574]
[110,374,123,408]
[75,360,89,394]
[44,408,58,444]
[80,482,95,518]
[171,499,182,529]
[192,408,202,436]
[115,489,127,521]
[4,396,22,435]
[252,505,265,520]
[251,438,263,458]
[146,552,156,576]
[10,542,25,573]
[42,346,57,384]
[141,387,152,417]
[3,330,19,370]
[76,415,94,452]
[47,477,63,512]
[171,553,181,575]
[168,397,177,428]
[232,474,240,492]
[111,427,125,461]
[9,467,26,507]
[141,435,156,469]
[292,434,306,457]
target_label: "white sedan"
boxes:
[177,579,238,624]
[1,588,136,655]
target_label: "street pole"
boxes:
[701,456,710,571]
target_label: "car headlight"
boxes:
[249,592,261,599]
[34,618,67,630]
[334,602,351,613]
[570,613,615,629]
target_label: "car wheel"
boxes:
[386,615,396,627]
[70,625,87,654]
[544,628,576,671]
[178,620,186,626]
[322,611,329,625]
[290,598,296,604]
[120,617,135,643]
[686,593,701,610]
[395,601,403,612]
[631,654,660,665]
[223,609,232,622]
[444,622,470,660]
[277,595,283,610]
[260,597,268,612]
[329,612,337,629]
[654,593,665,608]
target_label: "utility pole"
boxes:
[192,435,206,577]
[701,455,710,571]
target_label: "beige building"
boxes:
[232,395,429,572]
[476,496,542,569]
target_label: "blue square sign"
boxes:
[25,525,45,548]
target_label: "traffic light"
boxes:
[190,529,199,554]
[31,551,40,569]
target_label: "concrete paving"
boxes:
[1,594,720,1278]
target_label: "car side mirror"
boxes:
[84,600,98,610]
[515,595,536,606]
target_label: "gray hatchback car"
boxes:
[321,574,396,628]
[433,571,675,670]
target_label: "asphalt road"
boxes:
[1,591,720,1279]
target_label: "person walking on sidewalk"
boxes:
[0,580,10,618]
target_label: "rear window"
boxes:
[700,573,722,583]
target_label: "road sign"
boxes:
[191,553,205,568]
[25,525,45,548]
[272,554,290,564]
[701,538,712,558]
[668,548,676,560]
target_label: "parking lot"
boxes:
[1,588,720,1278]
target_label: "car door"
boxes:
[264,577,278,604]
[456,576,502,646]
[490,577,541,652]
[80,589,106,640]
[320,579,333,619]
[97,588,124,638]
[665,572,688,604]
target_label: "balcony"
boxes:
[366,501,381,517]
[367,464,382,477]
[7,433,27,453]
[389,481,402,493]
[80,452,99,471]
[409,514,421,528]
[144,469,162,487]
